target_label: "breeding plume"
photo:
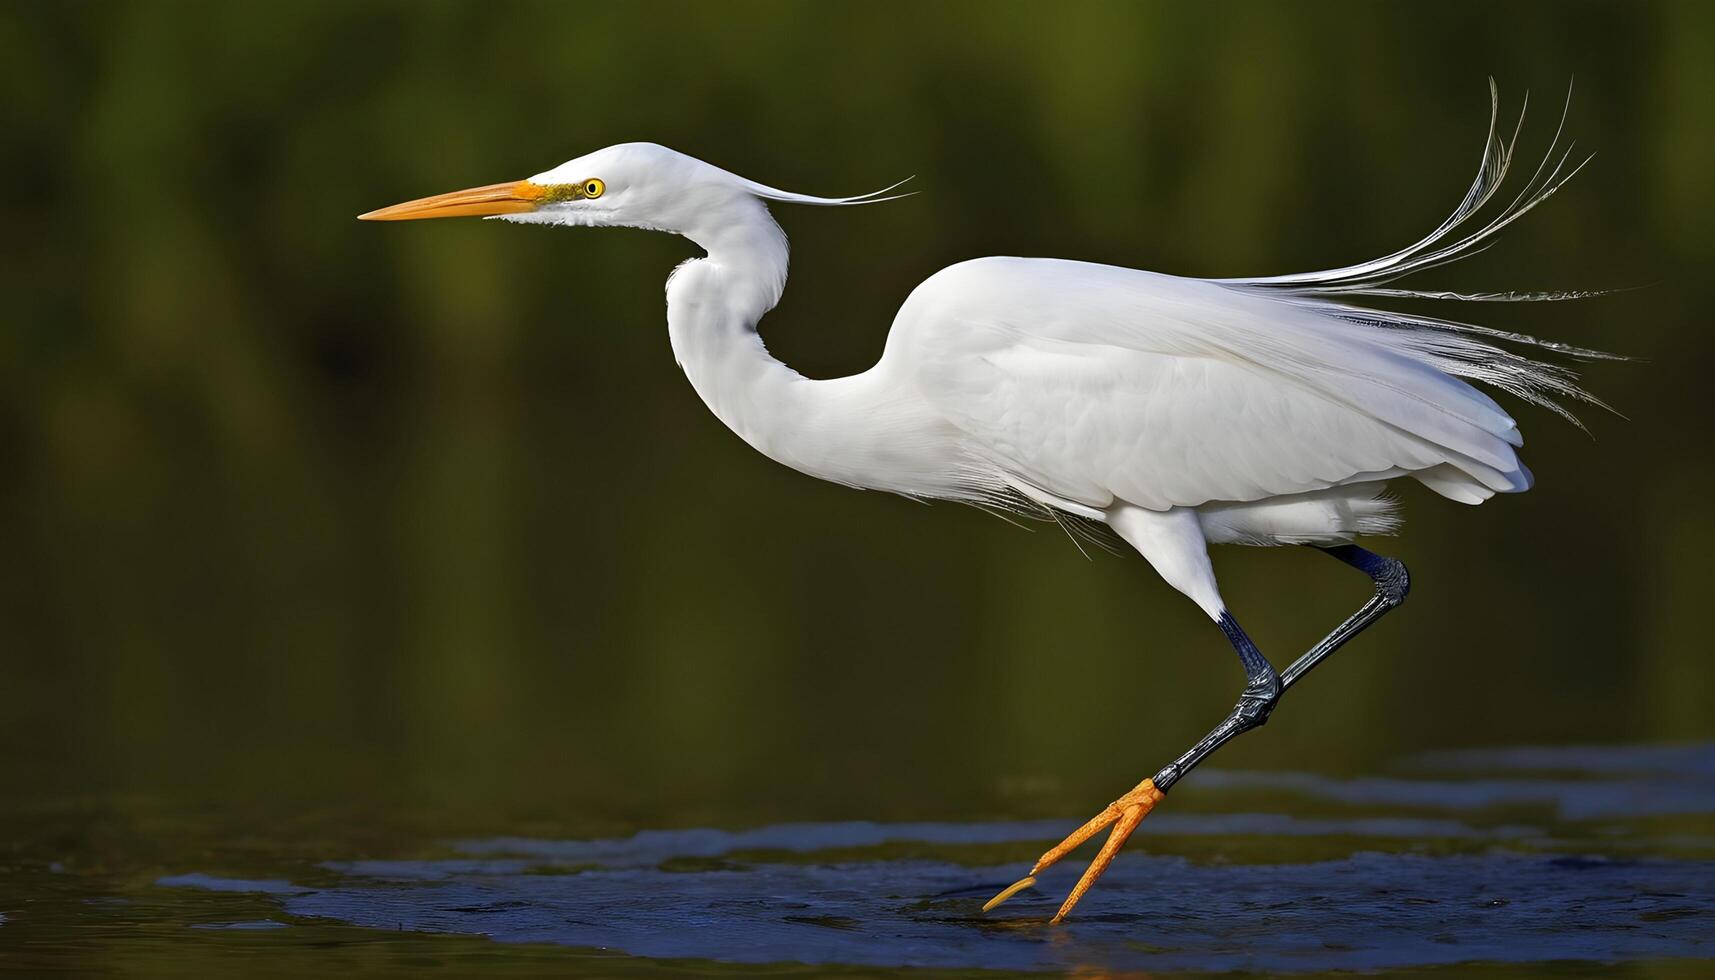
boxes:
[361,85,1612,922]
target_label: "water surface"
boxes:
[5,743,1712,975]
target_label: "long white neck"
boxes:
[664,197,955,495]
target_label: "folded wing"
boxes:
[891,257,1534,512]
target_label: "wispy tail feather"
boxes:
[1223,79,1592,298]
[1221,80,1622,427]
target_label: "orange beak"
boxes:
[358,180,547,221]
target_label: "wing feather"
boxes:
[890,258,1531,511]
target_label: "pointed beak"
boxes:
[358,180,547,221]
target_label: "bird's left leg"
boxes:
[984,504,1282,922]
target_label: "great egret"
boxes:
[360,85,1612,922]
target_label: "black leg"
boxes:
[1151,612,1281,792]
[1151,545,1410,792]
[1280,545,1410,689]
[985,544,1414,921]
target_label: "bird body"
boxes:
[669,237,1522,557]
[361,86,1611,919]
[662,228,1544,617]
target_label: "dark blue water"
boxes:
[145,744,1715,974]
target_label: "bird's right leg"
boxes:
[985,608,1281,922]
[983,505,1281,921]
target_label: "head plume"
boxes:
[735,174,917,207]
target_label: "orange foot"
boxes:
[983,777,1165,923]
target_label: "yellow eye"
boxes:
[582,178,605,198]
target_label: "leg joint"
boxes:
[1372,556,1410,606]
[1233,669,1282,728]
[1322,545,1411,606]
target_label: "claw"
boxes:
[1053,801,1147,922]
[983,777,1165,922]
[981,875,1037,911]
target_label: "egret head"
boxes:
[359,142,909,236]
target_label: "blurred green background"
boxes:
[0,0,1710,836]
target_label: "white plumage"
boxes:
[482,87,1601,621]
[360,81,1610,630]
[360,82,1614,919]
[898,256,1530,510]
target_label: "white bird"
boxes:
[360,84,1612,922]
